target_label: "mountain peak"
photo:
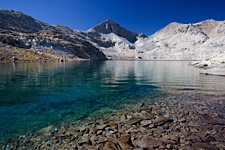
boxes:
[104,19,116,24]
[91,19,124,34]
[90,19,138,43]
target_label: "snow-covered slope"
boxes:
[135,19,225,61]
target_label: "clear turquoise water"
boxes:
[0,61,225,142]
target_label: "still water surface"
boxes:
[0,61,225,142]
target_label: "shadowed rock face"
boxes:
[0,9,52,33]
[91,19,138,43]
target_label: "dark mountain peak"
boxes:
[90,19,138,43]
[104,19,116,24]
[138,33,148,38]
[91,19,125,34]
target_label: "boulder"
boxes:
[134,135,162,149]
[102,142,118,150]
[200,114,225,125]
[140,120,152,127]
[97,124,109,130]
[126,118,142,125]
[117,135,134,149]
[153,117,172,126]
[192,142,218,150]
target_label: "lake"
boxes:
[0,61,225,142]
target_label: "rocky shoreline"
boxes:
[190,60,225,77]
[2,92,225,150]
[0,47,95,62]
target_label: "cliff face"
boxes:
[0,9,107,61]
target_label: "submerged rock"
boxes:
[153,117,172,126]
[200,114,225,125]
[97,124,109,130]
[117,135,134,149]
[3,93,225,149]
[192,142,218,150]
[126,118,142,125]
[103,142,118,150]
[37,125,54,136]
[140,120,152,127]
[134,135,162,149]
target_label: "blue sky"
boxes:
[1,0,225,35]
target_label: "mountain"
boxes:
[0,9,106,61]
[85,20,144,60]
[135,19,225,62]
[0,9,225,63]
[85,19,225,62]
[89,19,138,43]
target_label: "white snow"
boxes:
[93,33,136,59]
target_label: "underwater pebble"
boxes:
[2,93,225,149]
